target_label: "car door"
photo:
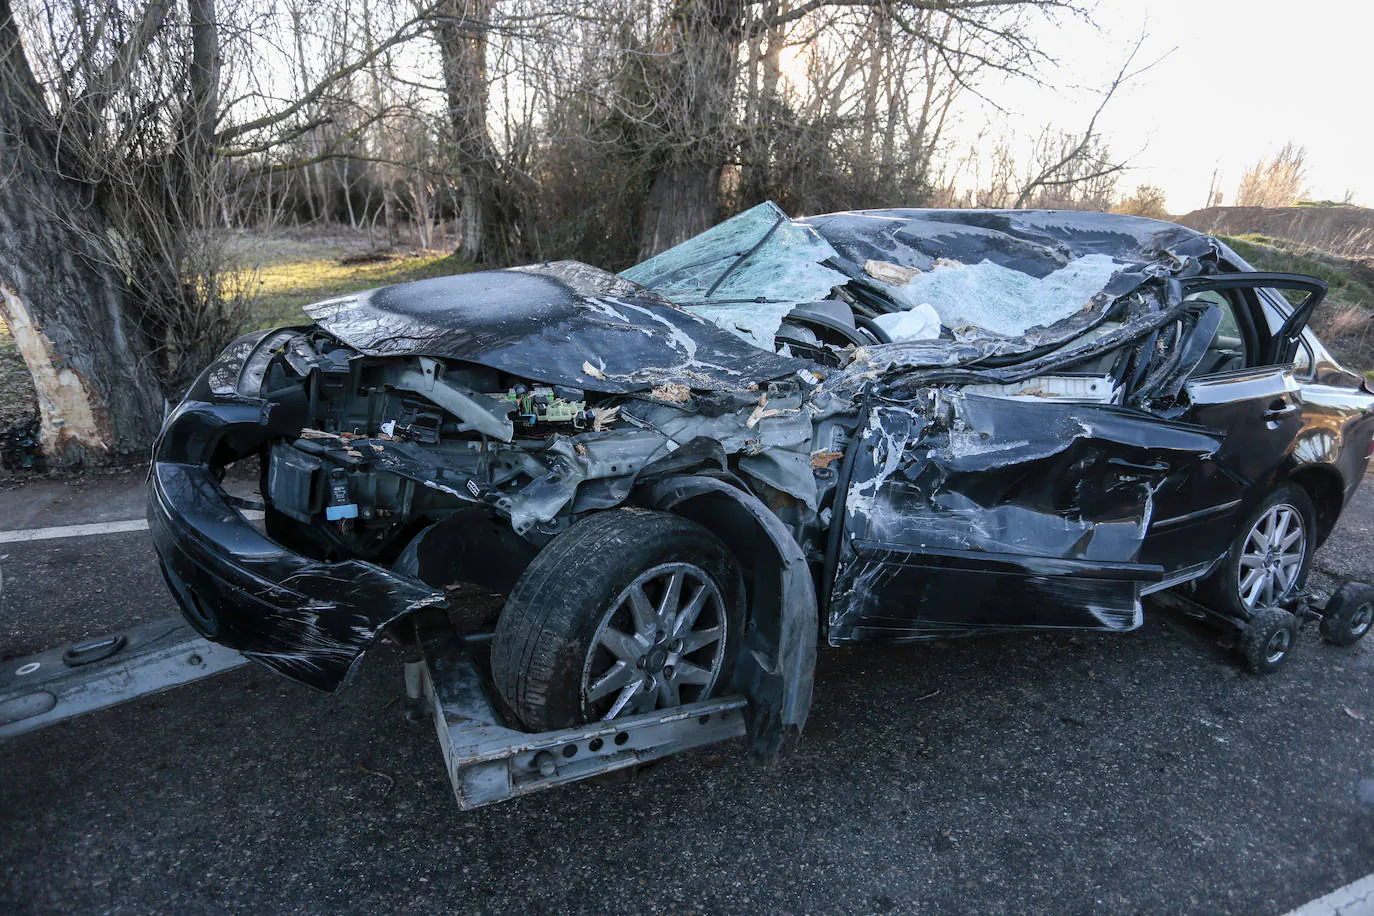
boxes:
[1138,274,1326,576]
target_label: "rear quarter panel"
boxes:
[1290,376,1374,505]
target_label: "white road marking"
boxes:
[0,510,264,545]
[0,519,149,544]
[1285,871,1374,916]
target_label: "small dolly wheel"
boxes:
[1239,607,1298,674]
[1319,583,1374,648]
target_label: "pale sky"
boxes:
[953,0,1374,213]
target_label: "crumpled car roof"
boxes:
[802,208,1215,278]
[804,209,1222,380]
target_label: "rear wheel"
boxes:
[491,509,743,732]
[1200,484,1316,619]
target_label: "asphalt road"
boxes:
[1,468,1371,915]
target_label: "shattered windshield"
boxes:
[621,202,850,350]
[857,253,1122,338]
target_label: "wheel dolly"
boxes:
[1150,580,1374,674]
[0,617,748,810]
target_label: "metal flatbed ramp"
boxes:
[0,617,249,739]
[417,640,747,809]
[1,619,751,811]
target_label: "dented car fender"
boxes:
[637,475,817,758]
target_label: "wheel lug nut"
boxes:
[663,666,675,680]
[642,675,656,690]
[669,639,682,653]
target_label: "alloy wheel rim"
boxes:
[1237,504,1306,611]
[1265,626,1292,664]
[581,562,728,720]
[1351,603,1373,638]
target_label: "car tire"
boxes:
[1238,606,1297,674]
[1200,483,1316,620]
[1319,582,1374,647]
[491,509,743,732]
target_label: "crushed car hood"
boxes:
[303,260,807,392]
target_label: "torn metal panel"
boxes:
[828,392,1223,642]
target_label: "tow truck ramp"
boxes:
[0,617,747,809]
[0,618,247,740]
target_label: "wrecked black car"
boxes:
[150,204,1374,755]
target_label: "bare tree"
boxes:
[432,0,504,260]
[1,0,170,461]
[1007,36,1150,209]
[633,0,1082,258]
[1204,166,1223,208]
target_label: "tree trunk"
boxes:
[433,0,507,263]
[640,162,722,257]
[636,0,746,259]
[0,0,164,462]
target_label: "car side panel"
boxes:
[1286,380,1374,502]
[826,396,1222,643]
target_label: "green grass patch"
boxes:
[1220,234,1374,312]
[1220,234,1374,377]
[249,251,473,328]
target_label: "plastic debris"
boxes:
[746,393,782,428]
[874,303,942,342]
[809,450,844,469]
[864,259,922,285]
[649,382,691,404]
[591,405,620,432]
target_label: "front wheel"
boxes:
[1200,484,1316,620]
[491,509,743,732]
